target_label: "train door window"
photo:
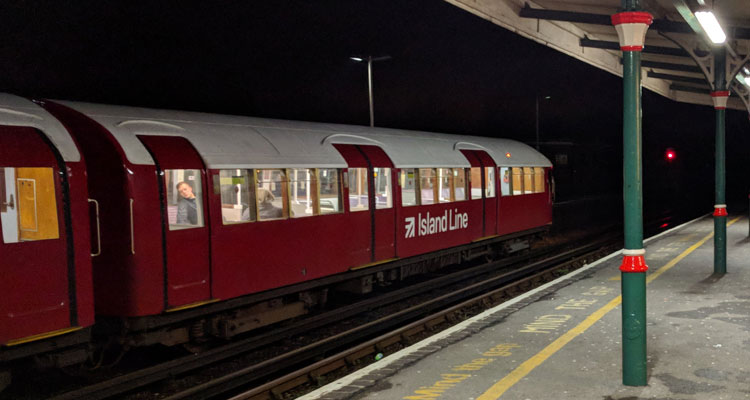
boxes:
[523,167,534,194]
[1,167,59,243]
[400,169,418,206]
[219,169,255,224]
[469,167,482,200]
[438,168,453,203]
[485,167,496,198]
[533,167,545,193]
[166,169,204,230]
[500,167,512,196]
[373,168,392,209]
[256,169,289,221]
[419,168,437,205]
[348,168,368,212]
[288,168,315,218]
[453,168,467,201]
[512,167,524,195]
[318,168,342,215]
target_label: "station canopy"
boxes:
[444,0,750,112]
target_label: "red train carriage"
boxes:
[0,95,94,368]
[33,99,552,347]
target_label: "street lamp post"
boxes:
[351,55,391,127]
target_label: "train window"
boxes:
[534,167,545,193]
[470,167,482,200]
[165,169,204,230]
[485,167,496,198]
[523,167,534,194]
[373,168,392,209]
[400,169,418,206]
[500,167,511,196]
[288,168,315,218]
[512,167,524,195]
[419,168,437,205]
[318,168,342,215]
[219,169,256,224]
[454,168,467,201]
[438,168,453,203]
[257,169,289,221]
[1,167,60,243]
[348,168,368,212]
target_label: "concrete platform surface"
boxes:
[299,215,750,400]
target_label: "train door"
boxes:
[333,144,396,265]
[0,126,74,343]
[137,135,211,308]
[359,145,395,261]
[460,150,497,237]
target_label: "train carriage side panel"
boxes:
[42,101,165,316]
[0,97,94,346]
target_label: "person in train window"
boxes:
[258,187,283,219]
[176,181,199,225]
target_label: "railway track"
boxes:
[45,231,618,400]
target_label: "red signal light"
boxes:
[665,148,676,161]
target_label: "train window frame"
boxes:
[400,168,418,207]
[453,168,467,201]
[419,168,438,205]
[500,167,512,196]
[523,167,534,194]
[218,169,256,225]
[166,169,205,231]
[318,168,343,215]
[469,167,482,200]
[1,167,60,243]
[256,168,289,221]
[533,167,545,193]
[288,168,316,218]
[438,168,453,203]
[512,167,524,195]
[348,167,369,212]
[485,167,496,198]
[373,167,393,209]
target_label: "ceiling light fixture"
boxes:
[694,10,726,44]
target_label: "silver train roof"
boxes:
[0,94,81,162]
[58,100,552,169]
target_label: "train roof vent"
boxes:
[116,119,186,134]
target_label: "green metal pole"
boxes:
[620,49,648,387]
[614,0,650,386]
[713,47,727,275]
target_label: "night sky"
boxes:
[1,1,748,207]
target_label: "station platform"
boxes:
[299,214,750,400]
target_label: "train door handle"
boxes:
[88,199,102,257]
[130,198,135,255]
[2,194,14,210]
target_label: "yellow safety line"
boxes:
[477,216,741,399]
[166,298,222,313]
[4,326,83,347]
[351,258,399,271]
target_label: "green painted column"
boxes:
[712,47,728,275]
[612,3,652,386]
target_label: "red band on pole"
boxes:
[621,45,645,51]
[620,254,648,273]
[714,207,728,217]
[611,12,653,26]
[711,91,731,97]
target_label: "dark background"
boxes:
[1,0,747,218]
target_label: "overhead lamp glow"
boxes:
[737,74,750,87]
[350,57,364,62]
[694,11,726,44]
